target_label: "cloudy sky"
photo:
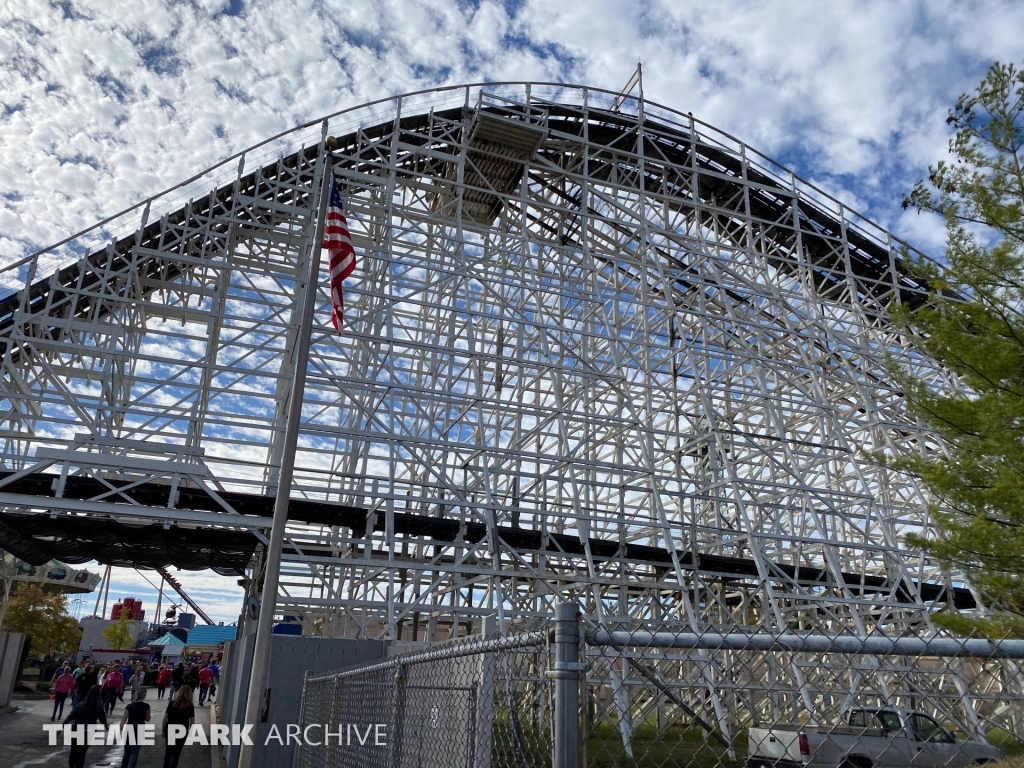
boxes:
[3,0,1024,624]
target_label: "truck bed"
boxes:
[752,723,886,737]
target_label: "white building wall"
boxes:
[77,617,147,664]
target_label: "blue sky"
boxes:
[2,0,1024,623]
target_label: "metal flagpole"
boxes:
[236,121,333,768]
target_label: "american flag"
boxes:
[322,175,356,333]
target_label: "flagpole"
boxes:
[237,121,333,768]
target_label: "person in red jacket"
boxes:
[156,664,172,700]
[101,665,124,715]
[197,664,213,706]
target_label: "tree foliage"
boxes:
[102,605,137,650]
[1,582,81,657]
[895,62,1024,637]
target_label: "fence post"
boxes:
[294,670,309,768]
[553,602,582,768]
[476,615,496,768]
[391,663,406,768]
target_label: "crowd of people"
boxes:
[47,659,221,768]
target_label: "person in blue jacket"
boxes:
[119,661,133,699]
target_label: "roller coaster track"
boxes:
[157,566,215,626]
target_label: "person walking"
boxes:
[63,686,106,768]
[72,664,97,709]
[169,663,184,699]
[50,664,66,684]
[51,665,75,721]
[156,664,171,700]
[119,687,151,768]
[102,664,124,716]
[119,660,132,700]
[127,666,144,703]
[186,664,199,691]
[161,685,195,768]
[196,664,212,707]
[208,660,219,701]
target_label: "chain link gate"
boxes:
[295,605,1024,768]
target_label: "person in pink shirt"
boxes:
[197,663,213,706]
[51,665,75,720]
[101,665,124,715]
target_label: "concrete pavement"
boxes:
[0,691,212,768]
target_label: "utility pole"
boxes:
[0,555,14,628]
[236,123,333,768]
[93,564,111,619]
[155,574,164,626]
[101,566,111,619]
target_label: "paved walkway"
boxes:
[0,691,212,768]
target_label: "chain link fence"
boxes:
[582,624,1024,768]
[295,628,553,768]
[295,606,1024,768]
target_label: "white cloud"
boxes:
[895,207,950,258]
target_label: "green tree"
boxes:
[1,582,81,657]
[102,605,137,650]
[895,62,1024,637]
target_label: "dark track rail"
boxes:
[0,104,932,362]
[0,471,974,609]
